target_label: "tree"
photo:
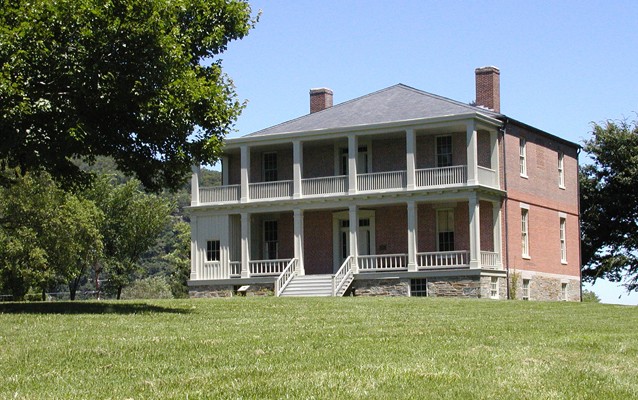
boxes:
[580,119,638,292]
[581,289,601,303]
[0,0,257,191]
[85,176,172,299]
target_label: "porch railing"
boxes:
[249,259,291,276]
[357,171,406,192]
[416,165,467,187]
[199,185,240,203]
[229,261,241,277]
[478,166,498,188]
[417,250,469,268]
[249,180,293,200]
[358,254,408,271]
[275,258,298,297]
[200,262,231,280]
[480,251,500,269]
[332,256,354,296]
[302,175,347,196]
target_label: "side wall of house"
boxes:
[503,124,580,290]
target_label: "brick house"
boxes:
[188,66,581,300]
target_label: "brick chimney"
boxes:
[475,66,500,113]
[310,88,333,113]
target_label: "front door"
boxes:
[335,213,375,272]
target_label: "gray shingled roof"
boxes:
[245,84,501,137]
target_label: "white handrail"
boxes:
[229,261,241,277]
[302,175,347,196]
[480,251,500,269]
[249,180,293,200]
[416,165,466,187]
[200,261,229,280]
[249,259,290,276]
[358,254,408,271]
[332,256,354,296]
[199,185,240,203]
[275,259,298,297]
[417,251,469,268]
[358,171,406,192]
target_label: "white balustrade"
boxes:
[275,259,298,296]
[417,251,469,268]
[302,175,347,196]
[249,259,291,276]
[332,256,354,296]
[478,166,498,188]
[480,251,501,269]
[199,185,240,203]
[249,180,293,200]
[357,171,406,192]
[416,165,467,187]
[199,262,230,280]
[358,254,408,271]
[229,262,241,277]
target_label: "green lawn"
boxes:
[0,297,636,399]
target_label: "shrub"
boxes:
[121,276,173,300]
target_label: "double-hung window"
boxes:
[206,240,221,262]
[264,220,278,260]
[436,209,455,251]
[560,217,567,263]
[521,208,530,258]
[436,136,453,168]
[490,277,499,299]
[558,152,565,188]
[263,152,277,182]
[522,279,530,300]
[519,138,527,177]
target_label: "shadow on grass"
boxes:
[0,301,190,315]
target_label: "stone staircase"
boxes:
[279,274,347,297]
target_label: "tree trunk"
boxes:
[117,285,122,300]
[69,287,77,301]
[41,288,46,301]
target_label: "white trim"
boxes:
[332,209,376,272]
[520,202,530,210]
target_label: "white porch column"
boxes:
[466,121,478,186]
[407,201,418,271]
[293,140,303,199]
[406,128,416,190]
[468,193,481,269]
[221,156,229,186]
[349,205,359,273]
[190,215,198,280]
[493,200,503,268]
[293,208,305,275]
[490,130,500,188]
[348,134,358,194]
[240,145,250,203]
[240,212,251,278]
[190,164,200,206]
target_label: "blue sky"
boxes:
[218,1,638,304]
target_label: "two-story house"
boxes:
[188,67,581,300]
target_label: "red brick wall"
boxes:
[250,146,293,183]
[374,205,407,254]
[278,212,294,259]
[479,200,494,251]
[477,130,491,168]
[417,202,470,252]
[303,143,335,178]
[371,137,406,172]
[416,132,467,169]
[227,153,240,185]
[303,210,334,274]
[503,123,580,277]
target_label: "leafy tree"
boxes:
[0,0,257,191]
[164,220,192,298]
[580,119,638,292]
[86,176,172,299]
[581,289,601,303]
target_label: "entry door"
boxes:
[338,218,372,265]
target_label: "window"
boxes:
[558,152,565,188]
[521,208,530,257]
[561,283,568,301]
[522,279,530,300]
[519,138,527,177]
[206,240,220,262]
[436,136,453,167]
[410,279,428,297]
[339,145,369,175]
[490,277,499,299]
[436,209,455,251]
[264,220,278,259]
[560,217,567,263]
[263,152,277,182]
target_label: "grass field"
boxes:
[0,297,637,399]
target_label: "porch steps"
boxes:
[279,274,334,297]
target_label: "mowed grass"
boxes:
[0,298,637,399]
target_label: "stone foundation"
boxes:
[352,279,409,296]
[509,273,580,301]
[189,283,274,298]
[429,276,482,298]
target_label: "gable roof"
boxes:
[245,84,502,137]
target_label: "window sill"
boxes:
[559,185,566,190]
[522,255,531,260]
[561,261,568,265]
[520,174,528,179]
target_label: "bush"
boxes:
[121,276,173,300]
[581,289,601,303]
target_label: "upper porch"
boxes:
[191,116,502,206]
